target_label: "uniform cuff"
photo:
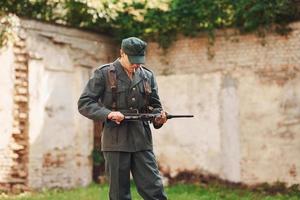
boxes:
[99,107,112,121]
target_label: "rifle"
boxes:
[122,113,194,121]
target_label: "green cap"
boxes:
[121,37,147,64]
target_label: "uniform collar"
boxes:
[112,59,130,85]
[112,59,143,88]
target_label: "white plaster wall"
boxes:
[153,73,222,177]
[238,70,300,185]
[22,19,116,188]
[153,67,300,185]
[73,66,94,186]
[0,45,15,180]
[28,58,82,188]
[28,59,94,188]
[147,22,300,185]
[220,74,241,182]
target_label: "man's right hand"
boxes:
[107,111,124,124]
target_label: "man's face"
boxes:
[120,50,142,73]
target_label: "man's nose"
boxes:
[133,64,141,68]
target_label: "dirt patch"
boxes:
[163,170,300,195]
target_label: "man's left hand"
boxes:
[154,111,167,125]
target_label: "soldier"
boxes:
[78,37,168,200]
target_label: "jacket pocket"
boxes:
[116,85,127,108]
[102,85,127,109]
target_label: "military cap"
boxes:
[121,37,147,64]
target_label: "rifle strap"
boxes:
[108,63,117,111]
[140,66,152,111]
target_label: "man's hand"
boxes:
[107,111,124,124]
[154,111,167,125]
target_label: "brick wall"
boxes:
[0,33,29,192]
[0,44,15,191]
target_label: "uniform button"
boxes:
[132,87,136,91]
[132,97,136,101]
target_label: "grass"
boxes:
[1,182,300,200]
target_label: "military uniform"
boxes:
[78,59,167,200]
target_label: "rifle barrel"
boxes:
[167,114,194,119]
[123,113,194,121]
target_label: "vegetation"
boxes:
[1,182,300,200]
[1,0,299,48]
[0,14,19,47]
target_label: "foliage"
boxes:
[234,0,300,33]
[0,14,20,47]
[169,0,234,34]
[2,182,300,200]
[0,0,112,33]
[0,0,299,48]
[108,0,299,47]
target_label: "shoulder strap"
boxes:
[107,64,153,112]
[108,63,117,111]
[140,66,153,111]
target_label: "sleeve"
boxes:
[77,69,111,121]
[149,73,164,129]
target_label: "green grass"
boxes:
[1,183,299,200]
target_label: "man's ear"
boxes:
[120,49,124,57]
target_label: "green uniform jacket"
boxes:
[78,59,163,152]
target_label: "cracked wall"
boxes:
[0,28,30,192]
[0,44,16,191]
[0,19,117,190]
[23,20,117,189]
[1,18,300,190]
[147,22,300,186]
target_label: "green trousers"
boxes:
[103,151,167,200]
